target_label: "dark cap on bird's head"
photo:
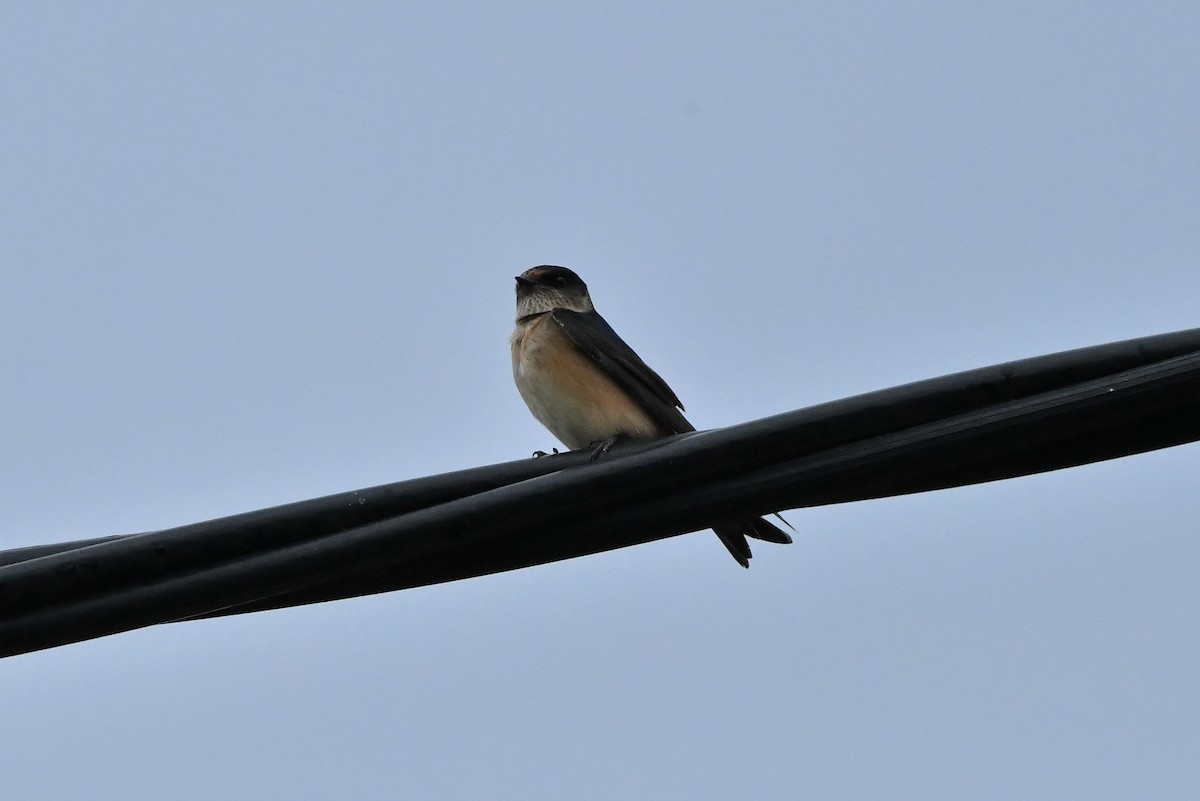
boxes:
[515,265,586,290]
[514,265,594,317]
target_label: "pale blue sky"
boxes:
[2,2,1199,798]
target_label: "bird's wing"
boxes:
[549,309,694,435]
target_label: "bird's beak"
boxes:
[514,275,537,287]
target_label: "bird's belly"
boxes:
[512,322,660,450]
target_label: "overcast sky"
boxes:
[3,2,1199,799]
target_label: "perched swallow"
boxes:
[510,265,791,567]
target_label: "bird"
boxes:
[509,264,791,567]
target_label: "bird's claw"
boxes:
[532,448,560,458]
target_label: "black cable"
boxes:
[2,327,1198,658]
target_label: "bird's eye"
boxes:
[555,276,567,286]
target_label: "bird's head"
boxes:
[514,265,594,319]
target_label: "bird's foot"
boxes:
[532,448,560,458]
[587,436,623,462]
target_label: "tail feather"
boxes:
[713,526,752,568]
[745,515,793,544]
[712,515,793,568]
